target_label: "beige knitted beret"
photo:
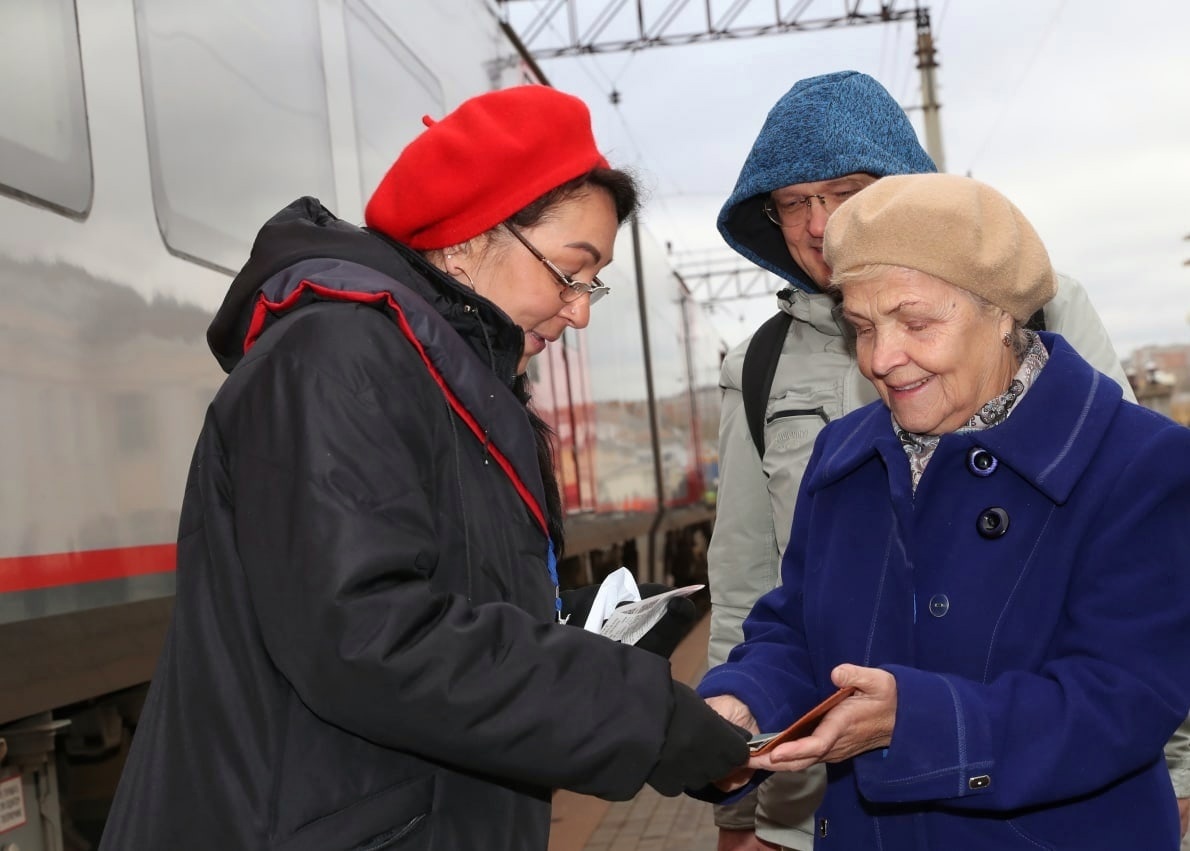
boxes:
[823,173,1057,322]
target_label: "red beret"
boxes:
[364,85,610,250]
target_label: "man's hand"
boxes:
[717,828,782,851]
[1177,796,1188,838]
[749,664,897,773]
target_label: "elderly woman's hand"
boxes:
[705,694,760,736]
[748,664,897,773]
[704,694,760,791]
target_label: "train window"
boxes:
[0,0,92,215]
[133,0,336,272]
[344,0,445,203]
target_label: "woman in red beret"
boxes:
[98,86,749,851]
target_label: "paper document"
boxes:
[581,567,704,646]
[581,567,641,632]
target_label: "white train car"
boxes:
[0,2,722,847]
[0,2,544,847]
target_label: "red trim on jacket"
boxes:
[244,280,549,537]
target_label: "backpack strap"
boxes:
[741,311,793,459]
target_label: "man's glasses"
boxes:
[503,223,609,305]
[763,186,868,229]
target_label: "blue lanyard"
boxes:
[548,538,562,623]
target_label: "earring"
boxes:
[1002,331,1012,347]
[455,267,476,291]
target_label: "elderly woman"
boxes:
[699,173,1190,849]
[98,86,749,851]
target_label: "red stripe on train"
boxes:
[0,544,176,593]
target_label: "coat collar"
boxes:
[209,197,524,383]
[207,197,547,534]
[809,333,1124,505]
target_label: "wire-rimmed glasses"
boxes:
[503,223,609,305]
[763,182,873,229]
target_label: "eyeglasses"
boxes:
[763,188,864,229]
[503,223,609,305]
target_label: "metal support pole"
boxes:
[915,7,946,172]
[632,215,668,583]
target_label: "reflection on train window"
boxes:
[344,0,445,204]
[133,0,335,272]
[0,0,92,215]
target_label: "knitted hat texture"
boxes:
[365,86,609,250]
[823,173,1057,322]
[718,71,937,292]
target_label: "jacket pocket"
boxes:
[275,773,434,851]
[764,405,830,458]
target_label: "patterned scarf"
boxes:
[895,331,1048,491]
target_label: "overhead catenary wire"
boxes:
[964,0,1069,172]
[522,0,702,257]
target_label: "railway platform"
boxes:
[548,614,721,851]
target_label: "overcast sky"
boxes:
[513,0,1190,361]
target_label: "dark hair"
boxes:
[509,375,566,557]
[503,166,639,557]
[508,167,640,229]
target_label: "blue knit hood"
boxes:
[718,70,937,292]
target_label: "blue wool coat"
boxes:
[699,334,1190,850]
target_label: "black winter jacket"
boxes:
[98,199,726,851]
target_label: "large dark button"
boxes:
[967,447,998,477]
[977,507,1010,538]
[928,594,950,617]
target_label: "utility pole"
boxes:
[915,7,946,172]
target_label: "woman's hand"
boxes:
[705,694,760,736]
[748,664,897,773]
[705,694,760,791]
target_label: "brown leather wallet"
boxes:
[747,686,856,756]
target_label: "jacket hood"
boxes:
[207,197,523,379]
[718,70,937,293]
